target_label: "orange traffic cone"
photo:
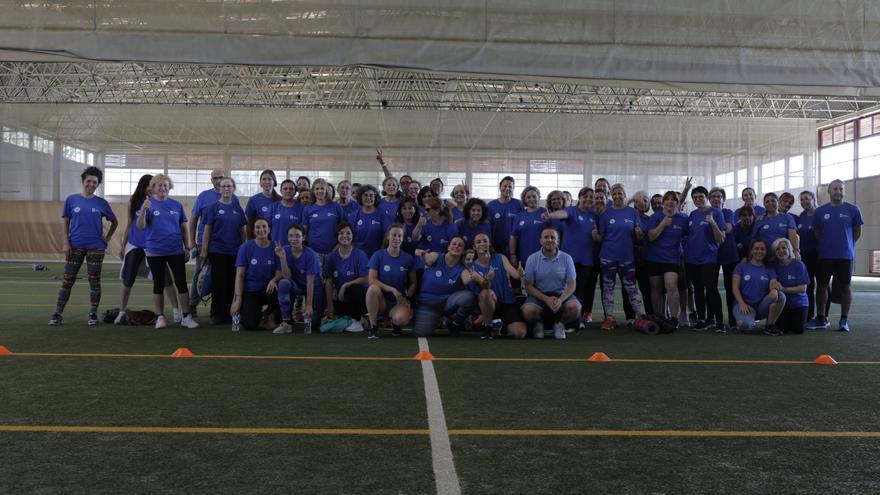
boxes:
[813,354,838,365]
[413,351,436,361]
[587,352,611,362]
[171,347,195,358]
[0,345,11,355]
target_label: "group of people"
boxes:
[49,153,864,339]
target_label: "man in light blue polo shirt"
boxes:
[522,227,581,340]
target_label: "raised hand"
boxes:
[375,149,385,165]
[142,197,152,210]
[661,215,672,227]
[273,240,284,258]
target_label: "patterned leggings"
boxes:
[600,258,644,318]
[55,248,105,315]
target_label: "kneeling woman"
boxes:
[468,233,526,339]
[324,222,370,330]
[731,239,786,336]
[365,224,418,338]
[231,218,280,330]
[771,238,809,334]
[274,225,323,334]
[413,236,476,337]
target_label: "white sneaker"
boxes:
[114,311,126,325]
[155,315,168,329]
[345,320,364,333]
[533,321,545,339]
[553,322,566,340]
[180,314,199,329]
[172,308,183,324]
[272,322,292,334]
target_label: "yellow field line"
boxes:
[5,351,880,365]
[2,425,880,438]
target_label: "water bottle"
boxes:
[231,313,240,332]
[303,315,312,334]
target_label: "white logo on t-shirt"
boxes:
[333,271,339,277]
[73,206,81,213]
[519,221,525,226]
[274,214,281,219]
[763,225,769,230]
[311,213,318,218]
[357,219,364,226]
[609,219,616,224]
[153,210,160,216]
[219,209,225,215]
[494,213,501,219]
[261,206,268,212]
[250,259,258,265]
[744,275,751,281]
[824,213,831,220]
[435,270,442,277]
[427,235,433,242]
[383,265,390,272]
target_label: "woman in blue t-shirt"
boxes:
[413,197,458,254]
[448,184,469,222]
[200,177,247,324]
[364,224,418,338]
[349,185,385,258]
[274,225,323,335]
[393,198,421,256]
[467,233,525,339]
[323,222,370,329]
[136,174,198,329]
[455,198,491,250]
[49,166,119,327]
[378,177,402,226]
[412,236,476,337]
[771,238,809,334]
[230,218,280,331]
[509,186,548,268]
[270,180,301,247]
[731,239,786,335]
[709,187,739,329]
[302,178,347,263]
[752,192,799,258]
[646,190,688,326]
[245,169,280,238]
[684,186,727,332]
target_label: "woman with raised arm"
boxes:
[49,166,118,327]
[245,170,280,238]
[200,177,247,324]
[364,224,418,338]
[683,186,727,332]
[645,191,688,326]
[467,233,525,339]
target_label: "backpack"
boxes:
[124,309,158,326]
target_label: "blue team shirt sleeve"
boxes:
[367,251,381,272]
[524,254,537,284]
[564,253,576,283]
[355,250,369,278]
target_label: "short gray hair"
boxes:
[770,237,793,259]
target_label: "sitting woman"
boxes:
[323,222,370,332]
[731,239,786,336]
[274,224,323,335]
[364,224,418,338]
[467,233,526,339]
[231,218,279,331]
[413,236,476,337]
[771,238,809,334]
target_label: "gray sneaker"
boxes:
[553,322,566,340]
[533,321,545,339]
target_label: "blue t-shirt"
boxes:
[269,202,303,247]
[339,200,361,218]
[774,260,809,309]
[797,211,818,255]
[450,206,465,223]
[420,219,459,253]
[401,222,419,255]
[717,208,739,265]
[815,202,864,260]
[62,194,116,250]
[245,192,277,223]
[378,197,401,226]
[349,208,385,257]
[368,249,417,294]
[203,200,246,255]
[684,208,727,265]
[752,213,796,248]
[735,223,755,260]
[512,209,549,261]
[282,246,322,292]
[419,256,466,302]
[734,261,776,306]
[559,206,596,266]
[455,220,491,249]
[143,197,187,256]
[524,249,576,294]
[323,248,369,291]
[468,253,516,304]
[645,211,688,264]
[302,202,346,255]
[192,189,239,245]
[235,240,277,293]
[598,206,641,263]
[735,205,766,218]
[487,198,523,254]
[127,211,146,249]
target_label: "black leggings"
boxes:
[240,290,280,331]
[332,284,368,319]
[721,262,737,326]
[208,253,237,321]
[146,254,188,295]
[777,307,807,334]
[802,251,830,319]
[686,263,722,324]
[574,263,595,316]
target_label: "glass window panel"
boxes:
[820,142,854,183]
[860,117,874,137]
[471,172,526,201]
[858,134,880,178]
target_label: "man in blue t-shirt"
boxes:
[809,180,863,332]
[521,227,580,340]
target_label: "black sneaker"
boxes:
[481,325,493,340]
[669,316,679,329]
[763,324,782,337]
[391,325,403,337]
[449,320,464,335]
[48,313,63,326]
[693,320,708,331]
[714,322,727,334]
[87,313,99,327]
[365,321,379,339]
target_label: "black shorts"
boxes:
[815,259,853,286]
[677,258,689,291]
[647,262,680,277]
[494,301,524,328]
[120,248,173,288]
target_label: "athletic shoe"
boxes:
[114,311,126,325]
[669,316,679,329]
[689,311,698,323]
[272,321,292,334]
[449,320,464,336]
[180,315,200,329]
[48,313,63,326]
[678,312,691,328]
[209,316,224,325]
[293,310,304,323]
[600,318,615,331]
[625,318,635,327]
[172,308,183,324]
[714,322,727,334]
[838,317,850,332]
[367,323,379,339]
[87,313,99,327]
[345,320,364,332]
[762,324,782,337]
[481,325,493,340]
[532,321,545,339]
[693,320,709,331]
[583,311,593,323]
[154,315,168,329]
[806,315,830,330]
[392,325,403,337]
[553,322,566,340]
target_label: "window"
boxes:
[2,127,30,148]
[530,174,583,198]
[471,172,526,200]
[820,121,855,147]
[714,171,735,201]
[33,136,54,155]
[167,154,224,197]
[104,168,165,197]
[858,134,880,178]
[761,159,785,193]
[63,145,87,163]
[736,168,748,194]
[819,143,854,183]
[231,169,288,196]
[788,155,804,190]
